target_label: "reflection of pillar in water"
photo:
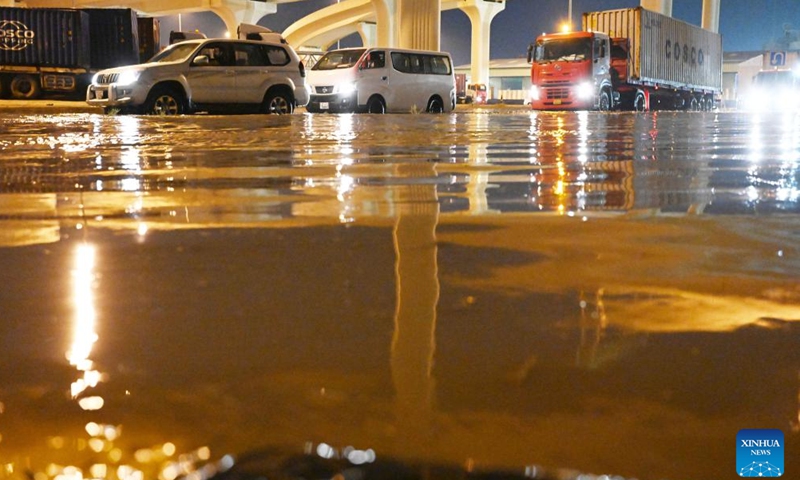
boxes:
[466,113,492,214]
[391,163,440,455]
[576,289,607,369]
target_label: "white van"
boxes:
[306,47,456,113]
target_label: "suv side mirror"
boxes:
[193,55,210,66]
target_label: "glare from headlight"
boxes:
[91,73,99,85]
[529,85,540,101]
[116,70,141,86]
[575,82,594,100]
[337,82,357,94]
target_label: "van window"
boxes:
[362,51,385,69]
[313,49,367,70]
[390,52,451,75]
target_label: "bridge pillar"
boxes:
[700,0,719,32]
[372,0,398,47]
[397,0,440,50]
[460,0,505,86]
[356,21,378,47]
[640,0,672,16]
[209,0,276,38]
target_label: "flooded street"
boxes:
[1,108,798,480]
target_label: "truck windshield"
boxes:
[149,43,200,63]
[312,49,367,70]
[534,38,592,63]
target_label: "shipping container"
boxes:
[0,7,91,69]
[0,6,159,99]
[137,17,161,62]
[84,8,140,69]
[583,7,722,92]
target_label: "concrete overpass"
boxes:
[8,0,721,86]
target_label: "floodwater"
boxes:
[0,108,798,480]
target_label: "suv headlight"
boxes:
[116,70,142,87]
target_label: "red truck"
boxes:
[526,7,722,111]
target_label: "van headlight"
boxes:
[116,70,141,86]
[575,82,594,100]
[336,82,357,95]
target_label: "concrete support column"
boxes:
[356,21,378,47]
[700,0,720,32]
[372,0,398,47]
[210,0,276,38]
[397,0,440,51]
[640,0,672,16]
[460,0,505,86]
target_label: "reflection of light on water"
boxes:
[577,111,589,163]
[68,244,103,405]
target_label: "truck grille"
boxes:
[42,74,76,91]
[546,88,570,100]
[96,73,120,85]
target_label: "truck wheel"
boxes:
[10,74,41,100]
[262,90,293,114]
[366,96,385,114]
[143,86,186,115]
[427,97,444,113]
[634,91,647,112]
[598,90,611,111]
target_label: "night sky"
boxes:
[156,0,800,66]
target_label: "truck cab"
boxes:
[527,30,613,110]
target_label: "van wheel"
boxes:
[263,91,293,114]
[143,86,186,115]
[10,74,41,99]
[427,97,444,113]
[366,96,385,114]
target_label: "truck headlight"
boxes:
[529,85,540,101]
[575,82,593,100]
[116,70,141,87]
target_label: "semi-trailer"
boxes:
[526,7,723,111]
[0,6,159,100]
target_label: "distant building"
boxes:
[455,58,531,104]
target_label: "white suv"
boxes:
[86,38,310,115]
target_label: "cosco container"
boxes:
[0,7,90,69]
[583,7,722,92]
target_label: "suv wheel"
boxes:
[143,86,186,115]
[263,91,293,114]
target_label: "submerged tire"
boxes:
[263,90,293,114]
[427,97,444,113]
[10,74,41,100]
[366,96,385,114]
[143,86,186,115]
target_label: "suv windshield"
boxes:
[148,43,200,63]
[312,49,367,70]
[535,37,592,62]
